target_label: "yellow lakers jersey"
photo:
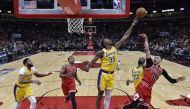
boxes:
[16,67,35,88]
[100,46,118,72]
[132,66,143,88]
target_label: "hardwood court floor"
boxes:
[0,51,189,109]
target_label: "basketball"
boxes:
[136,7,147,18]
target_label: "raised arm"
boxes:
[18,75,40,85]
[34,72,52,77]
[114,17,138,49]
[162,69,185,83]
[85,50,104,72]
[30,67,52,77]
[139,33,151,59]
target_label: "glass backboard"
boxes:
[14,0,130,18]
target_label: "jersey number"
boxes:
[108,56,115,63]
[134,74,139,80]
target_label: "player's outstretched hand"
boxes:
[139,33,148,39]
[177,76,185,82]
[34,80,41,85]
[81,61,90,72]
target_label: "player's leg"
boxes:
[62,84,70,103]
[96,90,104,109]
[96,71,106,109]
[65,95,70,103]
[104,89,112,109]
[25,87,36,109]
[104,74,115,109]
[68,83,77,109]
[69,92,77,109]
[13,85,24,109]
[28,96,36,109]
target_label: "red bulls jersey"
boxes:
[142,65,163,87]
[62,65,77,84]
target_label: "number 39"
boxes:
[108,56,115,63]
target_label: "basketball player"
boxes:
[14,58,52,109]
[126,57,145,91]
[60,56,81,109]
[84,17,139,109]
[123,33,185,109]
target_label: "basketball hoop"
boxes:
[67,18,84,34]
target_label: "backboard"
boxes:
[14,0,130,18]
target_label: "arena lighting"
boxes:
[162,9,174,12]
[130,12,133,14]
[0,10,2,13]
[153,10,157,13]
[7,10,12,13]
[180,8,184,11]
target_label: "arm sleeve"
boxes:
[146,58,153,68]
[19,67,26,75]
[162,69,177,83]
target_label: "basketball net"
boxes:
[67,18,84,34]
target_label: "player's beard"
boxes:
[69,61,75,65]
[28,63,33,68]
[138,61,144,65]
[109,42,113,46]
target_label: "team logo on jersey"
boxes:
[152,74,157,81]
[105,51,117,57]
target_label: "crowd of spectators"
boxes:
[0,18,189,65]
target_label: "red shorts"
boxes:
[135,83,152,104]
[62,81,76,96]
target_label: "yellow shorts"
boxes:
[14,84,33,102]
[97,69,115,91]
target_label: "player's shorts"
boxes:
[97,69,115,91]
[62,81,76,96]
[135,82,152,104]
[13,84,33,102]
